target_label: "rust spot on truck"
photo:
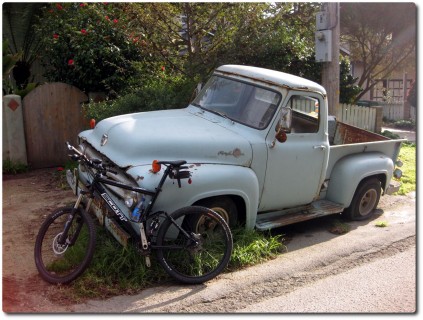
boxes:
[218,148,245,158]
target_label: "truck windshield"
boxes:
[192,76,281,130]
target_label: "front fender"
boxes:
[326,152,394,207]
[126,164,259,229]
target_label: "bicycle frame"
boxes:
[74,161,193,258]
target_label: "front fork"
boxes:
[57,193,92,246]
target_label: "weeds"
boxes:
[375,221,388,228]
[229,228,285,269]
[395,144,416,195]
[2,159,28,174]
[69,226,284,300]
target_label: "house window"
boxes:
[373,79,413,103]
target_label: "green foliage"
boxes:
[68,225,284,300]
[35,3,143,94]
[394,144,416,195]
[72,229,166,299]
[375,221,388,228]
[393,120,415,130]
[221,3,321,81]
[381,130,401,140]
[84,71,197,122]
[2,159,28,174]
[2,40,22,94]
[2,3,44,89]
[229,228,285,269]
[339,56,362,104]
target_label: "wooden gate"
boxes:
[23,83,88,168]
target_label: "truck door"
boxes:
[259,92,329,211]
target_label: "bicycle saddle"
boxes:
[157,160,187,167]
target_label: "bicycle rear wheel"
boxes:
[156,206,233,284]
[34,206,96,284]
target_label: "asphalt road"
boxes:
[70,192,416,314]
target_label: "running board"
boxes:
[255,200,345,231]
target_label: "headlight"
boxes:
[124,191,138,209]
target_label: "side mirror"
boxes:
[279,107,292,130]
[275,128,287,143]
[270,108,291,148]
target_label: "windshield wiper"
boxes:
[213,110,234,123]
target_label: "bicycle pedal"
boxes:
[145,256,151,268]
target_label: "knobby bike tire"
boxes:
[34,206,96,284]
[155,206,233,284]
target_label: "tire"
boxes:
[343,178,381,221]
[156,206,233,284]
[197,196,239,228]
[34,206,96,284]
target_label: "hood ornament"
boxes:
[101,134,108,146]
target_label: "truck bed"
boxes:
[326,121,404,180]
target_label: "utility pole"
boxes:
[315,2,340,116]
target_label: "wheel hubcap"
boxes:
[210,207,230,224]
[359,189,378,216]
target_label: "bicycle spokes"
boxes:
[34,207,96,284]
[156,206,232,284]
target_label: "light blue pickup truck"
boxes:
[71,65,403,233]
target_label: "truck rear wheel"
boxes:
[343,178,381,221]
[196,196,238,228]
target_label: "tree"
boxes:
[124,3,321,82]
[340,3,416,100]
[224,2,321,81]
[124,2,253,81]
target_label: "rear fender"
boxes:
[326,152,394,207]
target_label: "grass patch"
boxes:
[375,221,388,228]
[229,228,285,269]
[68,226,285,300]
[394,143,416,195]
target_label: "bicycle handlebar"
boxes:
[66,142,190,185]
[66,141,117,175]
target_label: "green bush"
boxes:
[36,3,143,94]
[394,119,415,130]
[381,130,401,140]
[84,72,197,122]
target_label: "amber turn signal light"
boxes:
[151,160,161,173]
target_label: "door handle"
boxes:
[313,145,326,150]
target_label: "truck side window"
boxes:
[288,95,320,133]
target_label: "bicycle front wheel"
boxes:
[156,206,233,284]
[34,206,96,284]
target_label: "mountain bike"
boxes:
[34,142,233,285]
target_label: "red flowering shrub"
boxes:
[36,2,143,94]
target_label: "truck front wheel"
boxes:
[343,178,381,221]
[196,196,239,228]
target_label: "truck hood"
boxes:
[80,108,253,168]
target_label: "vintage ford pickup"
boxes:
[69,65,403,234]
